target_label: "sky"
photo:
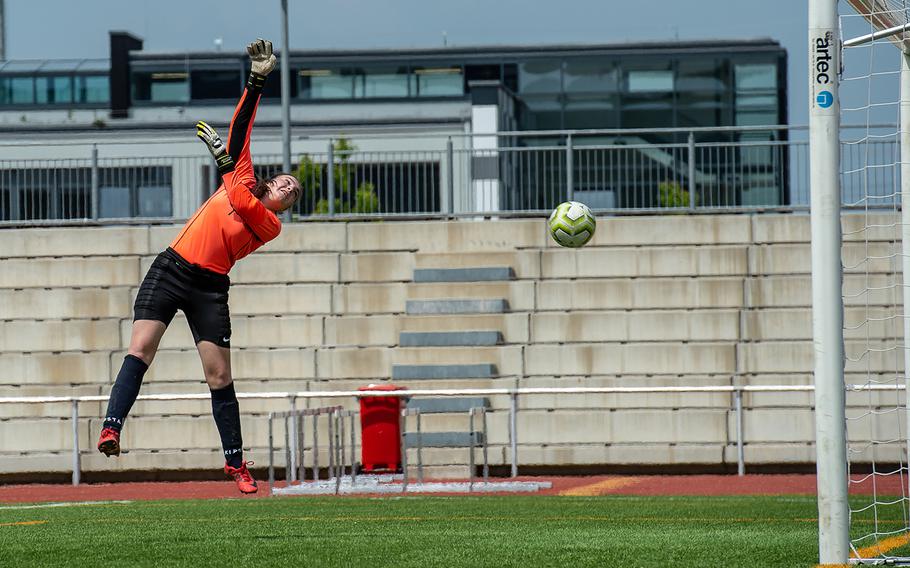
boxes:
[5,0,810,123]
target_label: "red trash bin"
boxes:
[358,383,406,472]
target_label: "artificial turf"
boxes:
[0,494,902,567]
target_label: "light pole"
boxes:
[280,0,292,220]
[0,0,6,61]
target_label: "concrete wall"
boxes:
[0,213,901,477]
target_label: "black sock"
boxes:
[211,382,244,468]
[102,354,149,432]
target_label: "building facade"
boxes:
[0,34,788,221]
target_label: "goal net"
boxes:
[814,0,910,564]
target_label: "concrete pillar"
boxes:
[468,81,513,214]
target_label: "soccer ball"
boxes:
[548,201,596,248]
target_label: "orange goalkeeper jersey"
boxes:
[170,75,280,275]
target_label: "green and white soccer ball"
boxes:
[548,201,596,248]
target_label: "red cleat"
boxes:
[225,461,258,494]
[97,427,121,457]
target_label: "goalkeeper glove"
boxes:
[196,121,234,174]
[247,38,276,88]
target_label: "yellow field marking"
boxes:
[0,520,47,527]
[852,532,910,560]
[559,477,641,496]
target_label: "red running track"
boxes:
[0,474,903,503]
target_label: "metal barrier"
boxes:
[0,384,896,487]
[267,406,357,495]
[0,125,898,224]
[400,405,490,492]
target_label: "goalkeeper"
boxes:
[96,39,301,494]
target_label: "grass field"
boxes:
[0,493,880,568]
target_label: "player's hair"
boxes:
[251,172,299,201]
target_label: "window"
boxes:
[564,59,618,94]
[99,186,131,218]
[36,76,74,104]
[735,64,777,90]
[627,70,674,93]
[518,95,562,130]
[518,60,562,94]
[0,167,92,221]
[98,167,173,218]
[677,59,727,92]
[734,63,779,126]
[300,69,354,99]
[132,72,188,103]
[503,64,518,91]
[676,92,727,129]
[1,77,36,104]
[415,67,463,97]
[77,75,109,103]
[357,67,409,98]
[138,186,173,217]
[191,70,241,100]
[564,94,619,129]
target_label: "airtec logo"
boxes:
[811,31,837,111]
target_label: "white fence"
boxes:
[1,384,897,486]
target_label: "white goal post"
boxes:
[811,0,910,564]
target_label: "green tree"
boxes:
[292,138,380,215]
[658,181,695,210]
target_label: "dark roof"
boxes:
[133,38,784,63]
[0,58,110,73]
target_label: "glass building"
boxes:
[0,36,787,219]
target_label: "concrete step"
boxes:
[525,343,736,375]
[751,274,901,308]
[751,242,895,276]
[407,281,534,310]
[405,299,509,315]
[413,267,514,283]
[129,314,324,350]
[149,223,348,254]
[0,319,122,352]
[0,226,150,258]
[325,313,526,346]
[415,251,540,278]
[403,431,485,448]
[399,331,503,347]
[406,397,490,414]
[116,348,318,383]
[321,346,520,379]
[542,246,748,278]
[229,284,333,315]
[745,307,900,341]
[347,218,545,252]
[340,252,415,282]
[0,256,142,288]
[531,310,740,343]
[392,364,498,380]
[0,288,132,319]
[537,278,745,310]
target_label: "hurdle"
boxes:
[267,405,358,495]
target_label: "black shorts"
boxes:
[133,247,232,348]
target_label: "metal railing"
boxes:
[0,124,899,225]
[0,383,900,487]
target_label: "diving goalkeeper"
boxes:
[97,39,301,494]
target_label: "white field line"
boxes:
[0,500,133,510]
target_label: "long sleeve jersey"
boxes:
[170,73,281,275]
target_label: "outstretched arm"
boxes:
[196,118,280,243]
[226,39,278,184]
